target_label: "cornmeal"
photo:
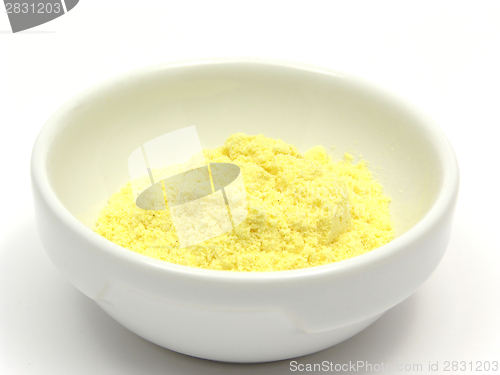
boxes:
[95,133,394,271]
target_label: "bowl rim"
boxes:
[31,57,460,282]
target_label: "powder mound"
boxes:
[95,133,394,271]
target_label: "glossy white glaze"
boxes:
[31,59,459,362]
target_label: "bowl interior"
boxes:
[44,61,444,239]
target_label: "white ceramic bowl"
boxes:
[31,59,459,363]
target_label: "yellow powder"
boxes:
[95,133,394,271]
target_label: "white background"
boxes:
[1,1,499,374]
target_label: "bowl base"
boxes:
[95,285,385,363]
